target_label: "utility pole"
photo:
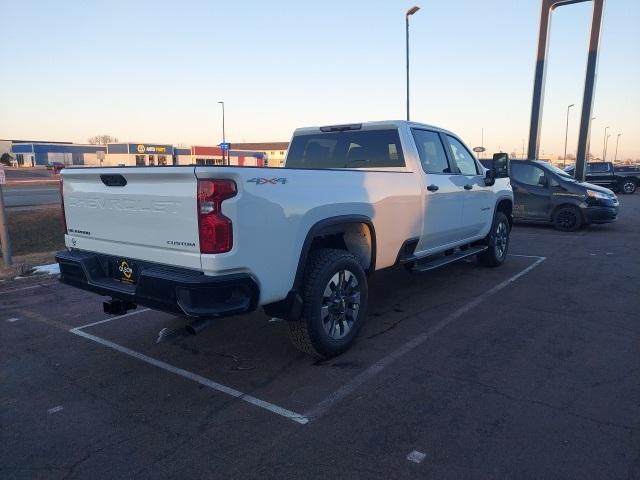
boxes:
[614,133,622,162]
[218,101,226,165]
[405,6,420,121]
[563,103,574,167]
[0,168,12,266]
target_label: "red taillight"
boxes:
[60,180,67,234]
[197,179,237,254]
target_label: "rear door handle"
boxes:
[427,184,439,192]
[464,184,473,190]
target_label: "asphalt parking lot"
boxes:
[2,195,639,480]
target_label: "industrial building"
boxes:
[10,142,106,167]
[103,143,175,166]
[232,142,289,167]
[4,139,281,168]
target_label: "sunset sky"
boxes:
[1,0,638,160]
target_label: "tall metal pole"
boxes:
[614,133,621,162]
[0,182,12,267]
[528,0,605,181]
[405,6,420,121]
[587,116,595,160]
[563,103,574,167]
[218,101,226,165]
[602,126,609,161]
[604,133,611,161]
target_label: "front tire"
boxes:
[478,211,510,267]
[552,205,583,232]
[621,179,637,194]
[288,248,368,359]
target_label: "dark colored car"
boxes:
[510,160,618,231]
[564,162,639,194]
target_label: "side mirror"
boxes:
[492,153,509,178]
[484,168,496,186]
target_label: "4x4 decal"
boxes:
[247,178,287,185]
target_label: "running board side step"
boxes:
[410,246,488,273]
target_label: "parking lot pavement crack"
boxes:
[60,433,149,480]
[423,369,639,432]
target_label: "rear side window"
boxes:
[286,129,405,169]
[446,135,479,175]
[511,163,547,187]
[411,129,451,174]
[588,163,609,173]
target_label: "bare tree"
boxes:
[88,135,118,145]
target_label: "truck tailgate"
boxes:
[62,167,202,270]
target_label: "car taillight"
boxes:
[60,180,67,234]
[197,179,237,254]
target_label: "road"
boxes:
[1,196,639,479]
[1,184,60,207]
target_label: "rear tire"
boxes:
[621,179,637,194]
[552,205,583,232]
[478,211,510,267]
[287,248,368,359]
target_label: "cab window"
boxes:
[446,136,478,175]
[286,129,405,169]
[411,129,451,174]
[511,163,548,187]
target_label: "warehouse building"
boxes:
[10,142,106,167]
[183,146,267,166]
[232,142,289,167]
[104,143,175,166]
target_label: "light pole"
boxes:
[604,133,611,162]
[217,101,226,165]
[602,126,609,161]
[587,116,595,161]
[563,103,574,167]
[614,133,622,162]
[406,5,420,121]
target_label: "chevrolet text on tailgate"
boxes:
[56,121,513,358]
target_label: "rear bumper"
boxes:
[583,205,618,224]
[55,249,259,318]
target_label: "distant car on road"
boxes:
[510,160,618,231]
[564,162,639,194]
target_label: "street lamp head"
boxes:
[217,101,224,105]
[406,5,420,16]
[568,103,575,108]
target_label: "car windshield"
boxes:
[536,161,578,181]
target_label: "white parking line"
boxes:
[303,255,546,421]
[73,308,150,330]
[0,283,54,295]
[66,254,544,426]
[69,311,309,425]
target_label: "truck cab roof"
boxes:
[293,120,456,137]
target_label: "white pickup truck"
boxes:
[56,121,513,358]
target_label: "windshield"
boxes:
[536,161,578,181]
